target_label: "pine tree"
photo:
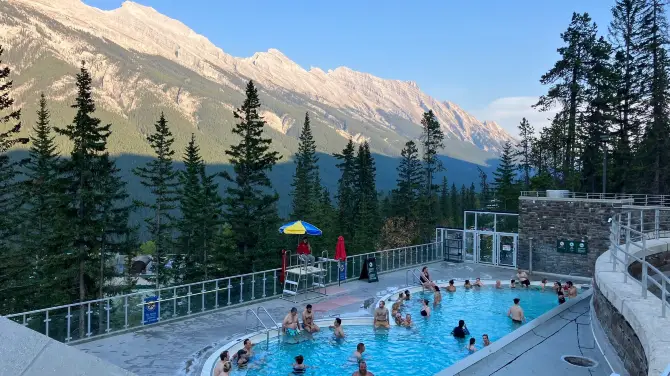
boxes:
[55,62,133,337]
[477,167,490,208]
[419,110,444,239]
[439,177,450,225]
[449,183,460,227]
[353,142,378,253]
[492,141,519,211]
[199,163,223,279]
[393,140,422,220]
[637,0,670,194]
[609,0,646,193]
[133,113,179,288]
[334,139,357,243]
[290,112,320,221]
[516,118,534,189]
[177,134,204,283]
[468,182,478,210]
[221,80,281,268]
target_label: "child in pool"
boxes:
[292,355,306,374]
[466,337,477,352]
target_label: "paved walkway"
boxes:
[75,262,520,376]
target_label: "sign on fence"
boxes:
[143,296,159,325]
[556,239,588,255]
[359,257,379,283]
[338,261,347,284]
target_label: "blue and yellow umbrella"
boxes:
[279,220,322,236]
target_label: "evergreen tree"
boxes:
[468,182,478,210]
[353,142,378,253]
[449,183,460,227]
[393,140,422,220]
[199,163,223,279]
[609,0,645,193]
[290,112,320,221]
[419,110,444,239]
[55,62,132,337]
[439,177,450,225]
[221,80,281,269]
[492,141,519,211]
[132,112,179,287]
[637,0,670,194]
[477,167,490,208]
[516,118,534,189]
[177,134,204,283]
[334,139,357,243]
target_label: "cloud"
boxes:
[473,96,558,138]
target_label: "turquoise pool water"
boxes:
[231,288,560,375]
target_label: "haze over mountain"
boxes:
[0,0,512,212]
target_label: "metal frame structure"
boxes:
[463,210,519,267]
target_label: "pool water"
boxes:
[232,288,560,375]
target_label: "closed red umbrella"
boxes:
[335,236,347,260]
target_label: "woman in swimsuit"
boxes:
[420,299,431,317]
[402,313,413,327]
[464,280,472,289]
[433,285,442,306]
[420,266,437,289]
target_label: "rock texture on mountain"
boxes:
[0,0,513,164]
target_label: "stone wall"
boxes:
[592,283,648,376]
[518,197,627,277]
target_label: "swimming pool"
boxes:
[225,287,561,375]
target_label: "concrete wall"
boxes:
[0,317,136,376]
[593,282,648,376]
[518,197,628,277]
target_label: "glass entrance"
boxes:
[478,233,495,264]
[464,232,475,262]
[497,233,517,267]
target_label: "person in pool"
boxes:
[391,300,401,317]
[302,304,319,333]
[474,277,484,287]
[507,298,525,324]
[553,281,562,293]
[482,334,491,347]
[464,279,472,289]
[420,299,431,317]
[452,320,470,338]
[396,292,405,304]
[557,290,566,305]
[540,278,548,291]
[402,313,413,327]
[373,301,390,329]
[352,360,374,376]
[566,281,578,298]
[292,355,306,374]
[233,339,253,365]
[330,317,345,338]
[213,351,230,376]
[433,285,442,306]
[446,279,456,292]
[516,268,530,287]
[351,343,365,363]
[495,280,503,289]
[466,337,477,352]
[283,307,300,335]
[404,289,411,301]
[510,279,516,288]
[394,311,403,325]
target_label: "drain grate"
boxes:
[561,355,598,368]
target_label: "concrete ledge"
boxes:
[595,249,670,376]
[0,317,136,376]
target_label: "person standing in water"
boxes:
[351,343,366,362]
[292,355,307,374]
[330,317,345,338]
[352,360,374,376]
[212,351,230,376]
[433,285,442,306]
[446,279,456,292]
[466,337,477,352]
[482,334,491,347]
[507,298,525,324]
[420,299,431,317]
[452,320,470,338]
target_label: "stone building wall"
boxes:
[593,283,648,376]
[518,197,629,277]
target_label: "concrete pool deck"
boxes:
[73,262,614,376]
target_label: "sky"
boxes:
[84,0,615,137]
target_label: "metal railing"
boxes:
[609,207,670,317]
[521,191,670,206]
[405,268,422,287]
[3,242,442,343]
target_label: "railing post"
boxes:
[404,247,407,267]
[66,307,72,342]
[86,303,92,337]
[262,272,267,298]
[642,238,648,299]
[273,271,278,296]
[239,276,244,303]
[251,274,256,300]
[173,287,177,317]
[202,283,206,312]
[663,279,667,318]
[187,285,192,314]
[215,280,219,309]
[105,299,111,333]
[655,209,660,239]
[44,310,50,338]
[123,296,129,329]
[227,278,232,306]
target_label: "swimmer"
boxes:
[283,307,300,335]
[373,301,390,329]
[540,278,548,291]
[394,311,403,325]
[404,289,411,301]
[292,355,306,374]
[397,292,405,304]
[474,277,484,287]
[507,298,525,324]
[466,337,477,352]
[302,304,319,333]
[566,281,578,298]
[446,279,456,292]
[352,360,374,376]
[213,351,230,376]
[452,320,469,338]
[391,301,401,317]
[351,343,365,362]
[330,317,345,338]
[433,285,442,306]
[402,313,413,327]
[464,279,472,289]
[553,281,562,293]
[482,334,491,347]
[557,290,566,305]
[510,279,516,288]
[233,339,253,365]
[495,280,503,289]
[420,299,431,317]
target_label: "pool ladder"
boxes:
[245,306,281,347]
[405,268,429,293]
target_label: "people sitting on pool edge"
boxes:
[213,351,230,376]
[330,317,346,338]
[507,298,526,324]
[516,268,530,287]
[283,307,300,336]
[374,301,390,329]
[232,339,254,366]
[292,355,307,374]
[352,360,374,376]
[452,319,470,338]
[420,266,437,290]
[302,304,319,333]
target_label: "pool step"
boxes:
[283,289,297,296]
[312,283,325,288]
[285,280,299,286]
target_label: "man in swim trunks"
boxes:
[352,360,374,376]
[233,339,253,365]
[302,304,319,333]
[507,298,525,323]
[373,301,390,328]
[482,334,491,347]
[283,307,300,335]
[351,342,365,362]
[330,317,345,338]
[566,281,578,298]
[446,279,456,292]
[212,351,229,376]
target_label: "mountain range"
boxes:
[0,0,512,213]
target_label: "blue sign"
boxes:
[339,262,347,282]
[143,296,159,325]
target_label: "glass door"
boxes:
[464,231,475,262]
[478,232,495,264]
[496,233,517,267]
